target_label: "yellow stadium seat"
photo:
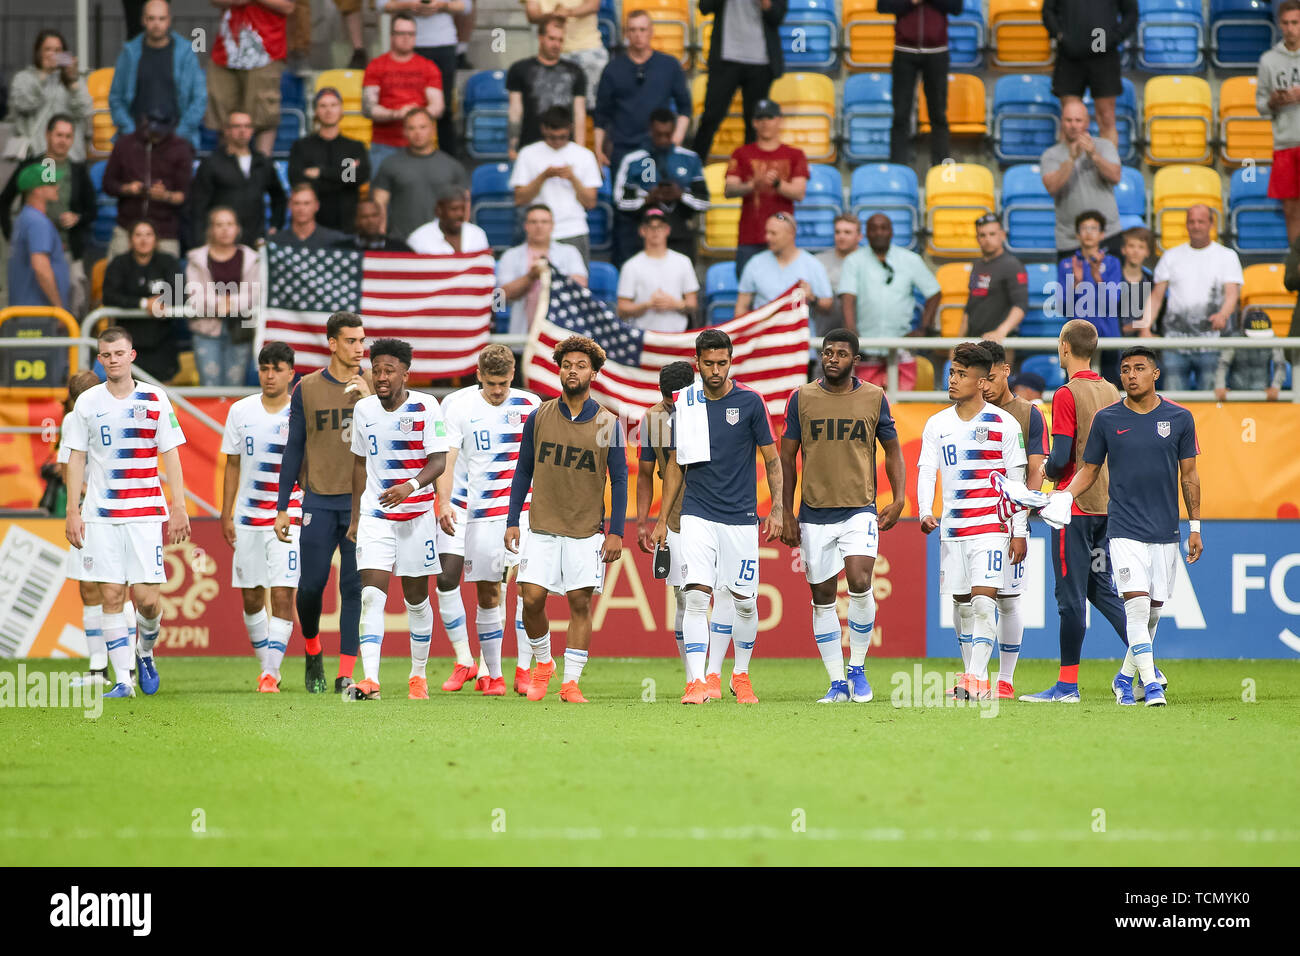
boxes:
[925,164,995,256]
[700,162,740,256]
[90,258,107,308]
[87,67,115,156]
[1152,165,1223,252]
[842,0,896,71]
[315,69,365,109]
[696,14,712,70]
[918,74,987,137]
[692,73,745,162]
[769,73,836,162]
[1144,75,1212,166]
[936,261,973,336]
[989,0,1052,70]
[1241,263,1296,337]
[913,355,935,390]
[641,0,691,67]
[339,114,373,148]
[1219,75,1272,167]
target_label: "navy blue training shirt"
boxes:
[680,384,774,526]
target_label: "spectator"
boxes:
[1215,309,1286,402]
[205,0,294,158]
[510,105,602,263]
[962,214,1029,342]
[1257,1,1300,244]
[1041,100,1123,260]
[1042,0,1136,147]
[108,0,207,150]
[353,198,412,251]
[102,108,193,261]
[1010,371,1046,402]
[506,16,587,158]
[191,111,287,247]
[4,30,93,162]
[523,0,608,112]
[270,183,353,249]
[287,0,367,71]
[813,214,862,338]
[1140,205,1243,391]
[378,0,469,155]
[455,5,475,69]
[613,108,710,266]
[288,86,371,232]
[724,99,809,279]
[185,205,261,386]
[692,0,787,162]
[408,187,491,253]
[1118,225,1154,336]
[496,202,589,335]
[362,14,446,171]
[370,108,469,242]
[839,212,941,390]
[735,212,833,314]
[7,163,70,310]
[880,0,960,168]
[616,207,700,332]
[101,219,182,383]
[1056,209,1123,384]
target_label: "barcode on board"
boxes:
[0,526,67,657]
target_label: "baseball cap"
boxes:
[314,86,342,105]
[17,162,64,193]
[641,206,670,223]
[1010,371,1047,393]
[753,99,782,119]
[1242,309,1275,338]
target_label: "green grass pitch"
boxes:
[2,656,1297,866]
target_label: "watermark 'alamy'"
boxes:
[0,665,102,718]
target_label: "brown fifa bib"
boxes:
[297,369,370,497]
[996,393,1036,457]
[796,380,885,509]
[527,399,616,538]
[1065,376,1121,515]
[642,401,682,533]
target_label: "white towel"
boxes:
[672,376,711,465]
[1040,492,1074,530]
[990,473,1073,530]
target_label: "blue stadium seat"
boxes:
[587,261,619,308]
[1137,0,1205,72]
[463,70,509,160]
[1115,165,1148,231]
[89,160,116,246]
[275,71,307,157]
[1019,262,1065,337]
[598,0,618,49]
[795,164,845,251]
[780,0,840,72]
[1083,78,1139,165]
[949,0,986,69]
[841,73,892,163]
[705,262,740,325]
[1001,164,1056,257]
[849,163,919,250]
[992,74,1060,164]
[471,162,520,250]
[1229,165,1288,256]
[588,166,614,253]
[1210,0,1278,69]
[1020,353,1067,387]
[198,125,219,156]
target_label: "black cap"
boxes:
[641,206,670,223]
[1243,309,1275,337]
[1010,372,1047,393]
[753,99,782,119]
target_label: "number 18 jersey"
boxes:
[919,403,1027,541]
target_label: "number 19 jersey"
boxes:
[441,386,541,522]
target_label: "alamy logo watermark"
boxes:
[890,664,1000,717]
[0,665,102,718]
[49,886,151,936]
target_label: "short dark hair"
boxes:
[370,337,413,368]
[46,113,75,134]
[436,184,467,205]
[326,311,363,340]
[404,107,435,127]
[540,105,573,130]
[1120,345,1159,369]
[982,340,1008,366]
[659,360,694,400]
[524,203,553,218]
[695,328,733,356]
[1074,209,1107,233]
[952,341,993,377]
[290,181,318,199]
[258,341,295,367]
[553,334,606,371]
[1280,0,1300,20]
[649,108,676,127]
[391,12,416,27]
[822,328,860,357]
[99,325,134,348]
[538,13,566,34]
[1122,225,1154,253]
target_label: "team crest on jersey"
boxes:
[399,416,415,433]
[82,555,94,572]
[1117,567,1131,583]
[974,426,988,443]
[303,513,312,526]
[508,411,522,427]
[465,559,473,573]
[1157,421,1171,438]
[132,403,148,421]
[726,407,740,425]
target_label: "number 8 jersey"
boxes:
[220,395,304,526]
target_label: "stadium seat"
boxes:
[1152,164,1223,252]
[949,0,987,69]
[705,262,741,324]
[989,0,1052,70]
[769,73,837,162]
[992,74,1060,164]
[1240,263,1296,336]
[275,71,307,157]
[936,262,972,336]
[1021,261,1061,332]
[925,163,995,256]
[918,73,987,137]
[1228,166,1288,256]
[470,162,519,250]
[90,258,106,308]
[642,0,691,66]
[315,69,375,147]
[87,67,115,156]
[691,74,745,162]
[1218,75,1272,167]
[339,114,374,148]
[587,261,619,308]
[88,160,116,246]
[1083,78,1139,165]
[849,162,920,250]
[795,164,845,251]
[701,162,741,256]
[598,0,619,50]
[1137,0,1206,73]
[1020,353,1067,388]
[842,0,896,70]
[841,72,893,162]
[1001,163,1056,257]
[463,70,509,159]
[1114,165,1149,231]
[1210,0,1278,70]
[588,167,614,253]
[1144,75,1212,165]
[780,0,840,72]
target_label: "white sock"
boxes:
[438,586,473,667]
[266,617,291,678]
[407,597,433,679]
[83,604,107,671]
[996,595,1023,685]
[1124,596,1158,685]
[103,611,133,685]
[514,593,532,671]
[968,595,997,680]
[731,594,758,675]
[136,609,161,659]
[681,588,710,683]
[360,585,386,683]
[953,600,974,671]
[243,609,269,669]
[563,647,588,684]
[812,602,844,682]
[528,624,553,666]
[477,603,504,679]
[847,590,875,667]
[706,588,734,676]
[672,586,688,678]
[1148,605,1161,643]
[1120,645,1137,678]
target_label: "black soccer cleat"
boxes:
[305,652,327,694]
[335,675,355,695]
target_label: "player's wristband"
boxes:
[1188,520,1201,533]
[407,478,421,493]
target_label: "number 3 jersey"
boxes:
[440,386,541,522]
[350,390,450,520]
[63,381,186,523]
[220,395,304,527]
[918,403,1027,541]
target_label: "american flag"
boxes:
[260,244,494,378]
[523,268,810,419]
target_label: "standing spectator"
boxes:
[185,206,262,386]
[1042,0,1137,147]
[1257,1,1300,244]
[353,198,412,250]
[456,5,476,69]
[287,0,367,71]
[692,0,788,162]
[735,212,833,314]
[496,203,589,335]
[205,0,294,158]
[724,100,809,279]
[880,0,960,168]
[839,212,941,390]
[616,207,700,332]
[288,87,371,232]
[1118,225,1154,335]
[191,111,288,247]
[370,108,469,242]
[1041,100,1123,261]
[5,30,93,162]
[962,214,1029,342]
[102,109,193,261]
[523,0,608,112]
[270,183,352,249]
[7,164,70,310]
[814,214,862,338]
[506,16,587,157]
[1056,210,1124,384]
[109,0,208,150]
[510,105,602,263]
[1140,205,1243,391]
[101,220,182,383]
[408,187,491,253]
[1216,309,1287,402]
[362,14,446,171]
[378,0,469,156]
[613,109,710,266]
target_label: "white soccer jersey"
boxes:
[57,416,73,464]
[350,390,450,521]
[918,403,1027,541]
[441,385,541,522]
[63,381,186,524]
[220,395,304,527]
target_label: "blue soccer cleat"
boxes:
[1018,682,1081,703]
[846,665,873,702]
[1133,667,1168,701]
[1142,682,1167,707]
[104,682,135,698]
[136,655,159,696]
[818,680,849,703]
[1112,673,1137,706]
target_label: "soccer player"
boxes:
[1053,346,1201,707]
[276,311,372,694]
[636,361,697,678]
[505,335,627,703]
[344,339,450,701]
[917,342,1027,701]
[63,326,190,698]
[779,329,906,703]
[437,345,542,696]
[980,340,1048,699]
[651,329,784,706]
[220,342,303,693]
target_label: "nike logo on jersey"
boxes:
[1117,428,1131,434]
[96,411,109,418]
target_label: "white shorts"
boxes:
[939,537,1008,596]
[464,515,530,583]
[799,511,879,584]
[355,511,441,578]
[1001,543,1027,596]
[517,530,606,595]
[663,528,686,588]
[1109,537,1179,603]
[232,526,301,590]
[76,522,165,585]
[435,505,467,557]
[65,537,124,583]
[679,514,759,597]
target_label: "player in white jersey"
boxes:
[63,326,190,698]
[436,345,542,696]
[917,342,1027,701]
[345,339,450,700]
[220,342,304,693]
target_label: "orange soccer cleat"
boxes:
[526,660,555,701]
[482,676,507,696]
[680,679,709,705]
[474,675,491,692]
[955,674,992,701]
[349,678,382,700]
[704,672,722,700]
[408,676,429,699]
[730,672,759,704]
[441,662,479,692]
[257,673,280,693]
[513,667,531,696]
[559,680,588,703]
[995,680,1015,700]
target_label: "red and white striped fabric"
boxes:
[219,394,304,527]
[349,391,451,521]
[919,404,1028,540]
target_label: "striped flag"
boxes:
[523,268,810,419]
[261,244,494,378]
